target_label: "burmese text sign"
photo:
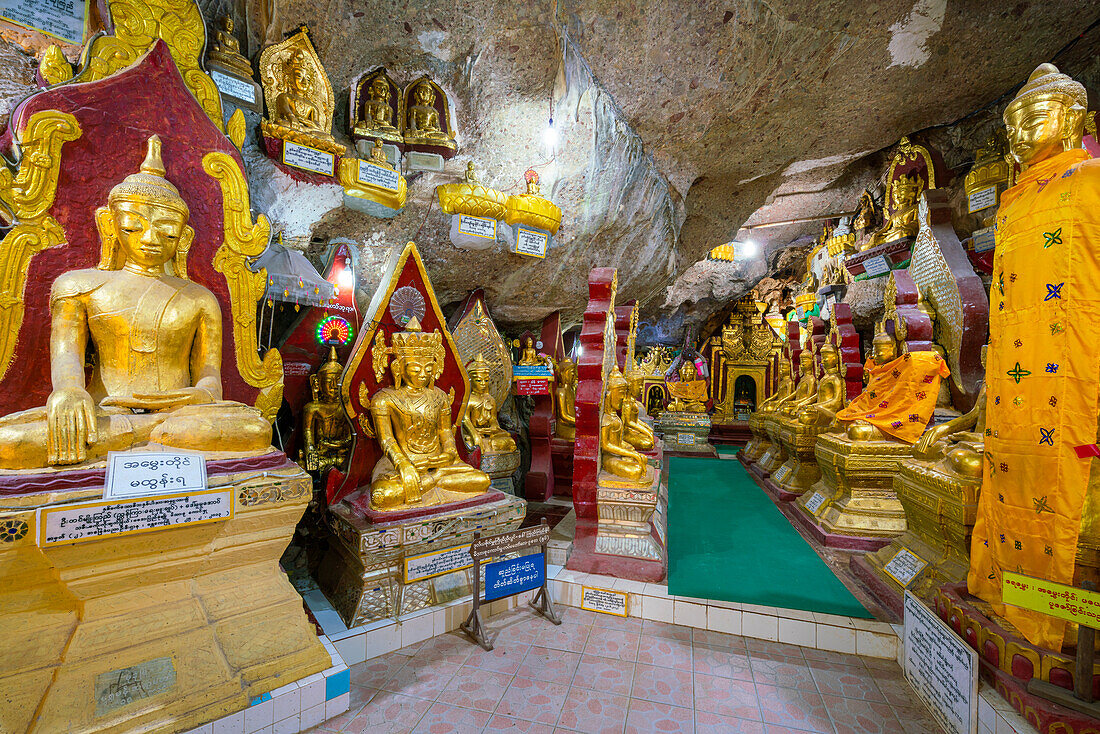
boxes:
[484,552,545,601]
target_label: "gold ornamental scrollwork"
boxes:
[0,110,82,381]
[76,0,224,131]
[201,150,283,420]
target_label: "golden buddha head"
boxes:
[891,173,921,210]
[821,343,839,373]
[557,358,577,386]
[678,359,696,382]
[1004,63,1088,167]
[604,366,629,411]
[467,353,493,395]
[390,316,445,389]
[871,327,898,365]
[314,347,342,401]
[525,336,534,348]
[799,350,815,373]
[284,51,314,95]
[369,76,390,102]
[221,15,234,33]
[414,81,436,106]
[624,367,644,399]
[96,135,193,276]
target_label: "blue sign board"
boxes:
[513,365,554,379]
[484,552,545,601]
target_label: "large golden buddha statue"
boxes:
[780,350,820,417]
[601,367,649,481]
[0,136,271,470]
[759,357,794,413]
[622,365,656,451]
[666,359,707,412]
[741,357,793,466]
[756,350,815,474]
[404,79,458,153]
[553,358,578,441]
[865,173,925,250]
[462,353,517,455]
[797,343,845,426]
[367,318,491,510]
[353,73,402,145]
[300,347,353,476]
[273,51,327,136]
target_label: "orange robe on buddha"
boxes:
[835,351,950,444]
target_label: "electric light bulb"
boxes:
[338,267,355,289]
[542,118,558,150]
[741,239,760,258]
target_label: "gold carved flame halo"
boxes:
[341,242,470,433]
[258,27,336,137]
[452,298,513,407]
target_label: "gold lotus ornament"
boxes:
[504,169,562,259]
[340,140,407,216]
[437,162,508,249]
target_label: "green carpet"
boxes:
[667,456,873,618]
[716,445,740,456]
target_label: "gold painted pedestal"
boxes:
[319,493,526,628]
[595,468,665,562]
[0,462,328,734]
[741,412,771,464]
[863,456,981,602]
[755,415,788,474]
[797,433,911,541]
[771,419,833,499]
[654,412,714,454]
[481,449,522,495]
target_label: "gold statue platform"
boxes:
[752,414,788,474]
[595,467,666,563]
[654,411,715,456]
[766,417,834,501]
[739,411,772,466]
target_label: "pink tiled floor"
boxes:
[308,606,944,734]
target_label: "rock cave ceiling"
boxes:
[3,1,1100,344]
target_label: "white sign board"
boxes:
[804,491,826,513]
[884,547,928,588]
[458,214,497,239]
[1,0,86,44]
[771,464,791,484]
[971,226,996,254]
[863,255,891,278]
[210,69,256,104]
[38,489,233,547]
[967,185,998,214]
[515,228,549,258]
[675,432,696,446]
[404,544,473,583]
[282,141,335,176]
[356,160,401,192]
[903,591,978,734]
[580,586,628,617]
[105,451,207,500]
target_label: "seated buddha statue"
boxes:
[846,331,901,441]
[666,359,707,412]
[517,336,545,366]
[0,136,271,470]
[780,351,820,417]
[797,343,846,426]
[462,353,517,455]
[272,50,328,137]
[865,173,924,249]
[354,75,401,143]
[300,347,353,475]
[404,80,456,151]
[622,366,656,451]
[553,358,577,441]
[912,345,986,478]
[601,367,649,481]
[208,16,253,78]
[367,318,491,510]
[757,358,794,413]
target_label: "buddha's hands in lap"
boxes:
[396,458,423,500]
[101,387,214,412]
[46,387,99,464]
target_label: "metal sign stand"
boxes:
[461,518,561,651]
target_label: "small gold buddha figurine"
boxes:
[403,77,457,153]
[0,136,271,469]
[367,317,490,510]
[865,173,924,249]
[622,366,656,451]
[273,50,326,136]
[464,161,478,182]
[352,72,402,145]
[462,353,517,455]
[758,358,794,413]
[517,336,546,366]
[780,350,820,417]
[601,367,649,481]
[553,358,577,441]
[797,343,846,426]
[208,16,254,78]
[301,347,353,475]
[666,359,707,412]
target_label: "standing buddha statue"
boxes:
[462,353,517,455]
[300,347,353,476]
[366,318,490,510]
[553,358,577,441]
[0,136,272,469]
[968,63,1100,651]
[622,366,656,451]
[600,367,649,481]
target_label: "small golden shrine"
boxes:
[637,346,674,416]
[339,139,407,216]
[205,15,262,113]
[350,67,404,149]
[258,26,346,175]
[504,169,563,258]
[437,162,508,249]
[707,295,775,423]
[402,74,459,162]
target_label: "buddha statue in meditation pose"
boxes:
[780,351,820,417]
[845,331,900,441]
[367,317,490,510]
[666,359,707,412]
[404,80,456,151]
[797,343,846,426]
[273,50,326,136]
[865,173,924,250]
[621,366,656,451]
[757,358,793,413]
[354,75,401,143]
[0,136,272,470]
[912,345,986,479]
[553,358,577,441]
[462,353,517,455]
[517,336,544,366]
[208,16,253,78]
[601,367,649,481]
[300,347,353,475]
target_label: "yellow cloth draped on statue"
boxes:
[667,379,708,402]
[835,352,950,444]
[969,148,1100,650]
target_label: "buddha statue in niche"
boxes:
[601,366,649,481]
[622,366,655,451]
[367,317,490,510]
[666,359,707,412]
[797,343,846,426]
[758,358,794,413]
[462,353,517,455]
[404,79,457,152]
[553,358,577,441]
[208,16,253,78]
[518,336,549,367]
[0,136,271,470]
[353,73,402,144]
[273,50,327,137]
[301,347,353,475]
[780,350,820,417]
[866,173,924,249]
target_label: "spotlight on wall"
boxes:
[740,239,760,258]
[542,117,558,151]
